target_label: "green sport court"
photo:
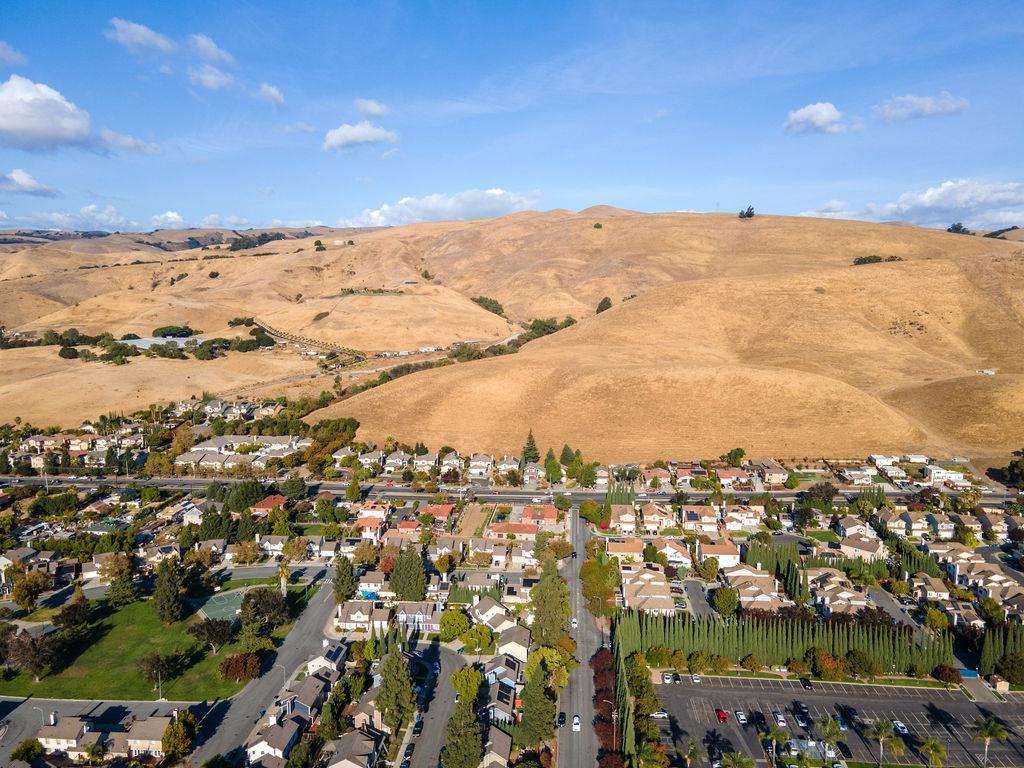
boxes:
[196,588,246,621]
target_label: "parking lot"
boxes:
[655,676,1024,767]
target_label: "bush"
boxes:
[220,652,261,682]
[596,296,612,314]
[593,222,603,229]
[947,222,971,235]
[11,739,43,761]
[741,654,762,672]
[58,345,79,359]
[932,664,962,686]
[209,271,220,278]
[471,296,505,317]
[738,205,755,219]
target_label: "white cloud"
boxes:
[345,188,541,227]
[798,200,852,219]
[257,83,284,105]
[0,75,91,150]
[17,204,127,231]
[104,18,175,55]
[100,128,160,155]
[0,168,58,197]
[0,210,7,222]
[381,148,400,160]
[281,121,316,134]
[199,214,220,226]
[784,101,847,135]
[270,218,323,227]
[322,121,397,152]
[152,210,184,228]
[865,179,1024,229]
[0,41,27,67]
[874,91,969,122]
[225,215,249,226]
[354,98,389,117]
[188,64,234,90]
[189,33,234,65]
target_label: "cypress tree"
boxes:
[519,663,556,748]
[153,558,183,624]
[522,430,540,464]
[440,699,483,768]
[377,648,416,732]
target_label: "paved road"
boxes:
[657,675,1024,768]
[978,545,1024,588]
[558,509,600,768]
[684,578,718,621]
[3,476,1018,507]
[868,587,921,634]
[191,570,334,763]
[408,642,464,768]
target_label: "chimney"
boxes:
[323,638,330,649]
[49,711,58,726]
[472,594,480,606]
[756,562,762,571]
[172,708,179,719]
[268,712,277,727]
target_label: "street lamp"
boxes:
[601,699,617,751]
[32,705,45,726]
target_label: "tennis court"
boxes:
[196,588,246,621]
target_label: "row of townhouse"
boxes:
[35,710,176,762]
[620,562,676,615]
[806,567,869,615]
[173,397,284,421]
[612,502,765,538]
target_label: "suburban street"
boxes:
[656,675,1024,768]
[191,569,334,764]
[408,641,464,768]
[558,508,600,768]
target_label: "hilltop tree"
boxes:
[522,430,540,464]
[333,556,357,604]
[738,205,755,219]
[596,296,612,314]
[153,558,184,624]
[376,648,416,731]
[947,222,971,235]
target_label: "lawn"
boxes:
[0,584,318,702]
[806,530,840,544]
[0,599,245,701]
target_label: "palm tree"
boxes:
[866,719,894,766]
[919,737,947,768]
[760,725,790,764]
[817,715,841,760]
[793,752,812,768]
[722,752,755,768]
[681,737,702,768]
[81,741,104,765]
[888,739,906,760]
[974,717,1008,768]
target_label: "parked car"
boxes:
[558,712,567,728]
[404,743,415,759]
[412,721,424,736]
[735,710,748,725]
[794,714,809,728]
[800,678,813,690]
[835,715,849,732]
[774,711,788,727]
[893,720,909,735]
[691,674,701,683]
[652,711,670,719]
[662,672,674,684]
[715,708,729,724]
[571,617,578,629]
[572,715,581,732]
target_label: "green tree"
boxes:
[817,715,841,757]
[712,586,738,616]
[519,662,556,748]
[451,665,483,703]
[596,296,612,314]
[345,477,362,503]
[376,648,416,731]
[681,737,701,768]
[391,547,426,601]
[10,739,43,762]
[188,618,234,654]
[333,556,357,604]
[440,609,471,642]
[722,753,754,768]
[162,709,199,761]
[522,430,540,464]
[530,558,569,647]
[866,720,894,766]
[974,717,1008,768]
[919,737,947,768]
[153,558,184,624]
[280,476,308,499]
[720,448,745,467]
[760,725,789,763]
[441,699,483,768]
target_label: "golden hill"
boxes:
[3,209,1024,455]
[307,212,1024,461]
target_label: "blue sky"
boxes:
[1,1,1022,231]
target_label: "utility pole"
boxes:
[602,699,617,751]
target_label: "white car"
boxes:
[773,711,788,727]
[531,497,544,503]
[651,710,670,719]
[571,617,578,629]
[691,674,701,684]
[662,672,674,684]
[572,715,581,732]
[735,710,748,724]
[893,720,909,735]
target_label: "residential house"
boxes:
[482,725,513,768]
[806,567,868,615]
[351,688,391,735]
[750,458,789,486]
[927,513,956,540]
[927,541,985,583]
[641,503,676,534]
[394,601,444,634]
[949,513,983,537]
[900,511,931,539]
[413,452,438,472]
[642,466,673,489]
[497,455,521,475]
[834,516,873,539]
[324,728,383,768]
[489,522,538,541]
[246,717,302,765]
[722,505,762,534]
[839,535,888,562]
[841,467,876,486]
[469,453,495,478]
[123,715,173,759]
[943,600,986,630]
[716,467,750,487]
[696,538,740,568]
[522,504,558,527]
[606,537,645,563]
[978,512,1010,543]
[36,716,99,759]
[681,506,720,536]
[909,572,951,602]
[257,534,289,558]
[358,450,385,469]
[721,563,793,612]
[283,673,329,719]
[523,462,544,485]
[252,494,289,516]
[923,465,966,487]
[610,504,637,535]
[496,625,531,664]
[620,562,675,615]
[384,450,411,475]
[486,681,517,724]
[652,538,693,570]
[484,654,523,691]
[307,640,349,678]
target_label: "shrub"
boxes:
[471,296,505,317]
[596,296,612,314]
[209,271,220,278]
[220,652,261,682]
[58,345,79,359]
[932,664,962,686]
[738,205,755,219]
[593,222,603,229]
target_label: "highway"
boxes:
[558,508,600,768]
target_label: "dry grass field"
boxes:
[4,211,1024,459]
